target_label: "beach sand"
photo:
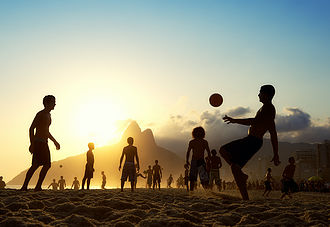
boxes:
[0,188,329,226]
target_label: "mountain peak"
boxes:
[121,121,142,140]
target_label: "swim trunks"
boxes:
[222,135,263,168]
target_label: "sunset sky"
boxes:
[1,1,330,180]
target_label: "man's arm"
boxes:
[223,115,255,126]
[186,142,192,165]
[119,149,124,171]
[269,120,280,166]
[135,149,140,172]
[160,167,162,179]
[205,141,211,160]
[48,132,60,150]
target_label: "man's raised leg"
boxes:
[34,164,51,191]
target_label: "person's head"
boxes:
[101,171,104,175]
[60,176,63,179]
[289,157,295,164]
[53,179,56,182]
[43,95,56,110]
[127,137,134,145]
[267,168,272,172]
[148,165,151,169]
[211,149,217,156]
[155,160,158,164]
[259,85,275,103]
[0,176,3,181]
[88,142,95,150]
[74,177,77,180]
[192,126,205,139]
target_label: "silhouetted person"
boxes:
[220,85,280,200]
[0,176,6,189]
[82,143,95,190]
[71,177,80,190]
[101,171,106,190]
[281,157,296,199]
[176,174,184,188]
[209,149,222,191]
[145,165,153,189]
[184,163,189,191]
[186,126,211,191]
[134,169,146,189]
[167,174,173,188]
[119,137,140,192]
[48,179,59,190]
[152,160,162,190]
[58,176,66,190]
[263,168,274,197]
[21,95,60,191]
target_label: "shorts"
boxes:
[121,162,136,182]
[84,164,94,179]
[222,135,263,168]
[281,178,298,193]
[189,159,209,184]
[153,174,161,183]
[209,169,221,186]
[147,176,152,185]
[32,140,51,166]
[265,181,272,191]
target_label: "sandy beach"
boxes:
[0,188,329,226]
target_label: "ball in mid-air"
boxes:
[59,165,63,168]
[209,93,223,107]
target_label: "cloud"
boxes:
[276,108,311,132]
[155,107,330,155]
[225,107,251,117]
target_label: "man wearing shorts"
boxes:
[152,160,162,190]
[119,137,140,192]
[220,85,280,200]
[21,95,60,191]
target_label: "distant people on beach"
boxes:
[21,95,60,191]
[176,174,184,188]
[209,149,222,191]
[263,168,274,197]
[281,157,297,199]
[220,85,280,200]
[48,179,59,190]
[71,177,80,190]
[184,163,190,191]
[145,165,153,189]
[58,176,66,190]
[119,137,140,192]
[82,143,95,190]
[101,171,106,190]
[186,126,211,191]
[0,176,6,189]
[167,174,173,188]
[152,160,162,190]
[134,167,146,189]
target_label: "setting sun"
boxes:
[73,97,124,147]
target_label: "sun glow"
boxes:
[73,98,125,147]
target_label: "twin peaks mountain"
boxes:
[8,121,185,188]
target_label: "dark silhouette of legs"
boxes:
[82,177,86,189]
[131,181,134,192]
[21,164,39,190]
[190,180,195,191]
[121,180,125,192]
[34,164,51,191]
[86,178,91,190]
[231,164,249,200]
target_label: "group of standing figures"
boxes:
[20,85,285,200]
